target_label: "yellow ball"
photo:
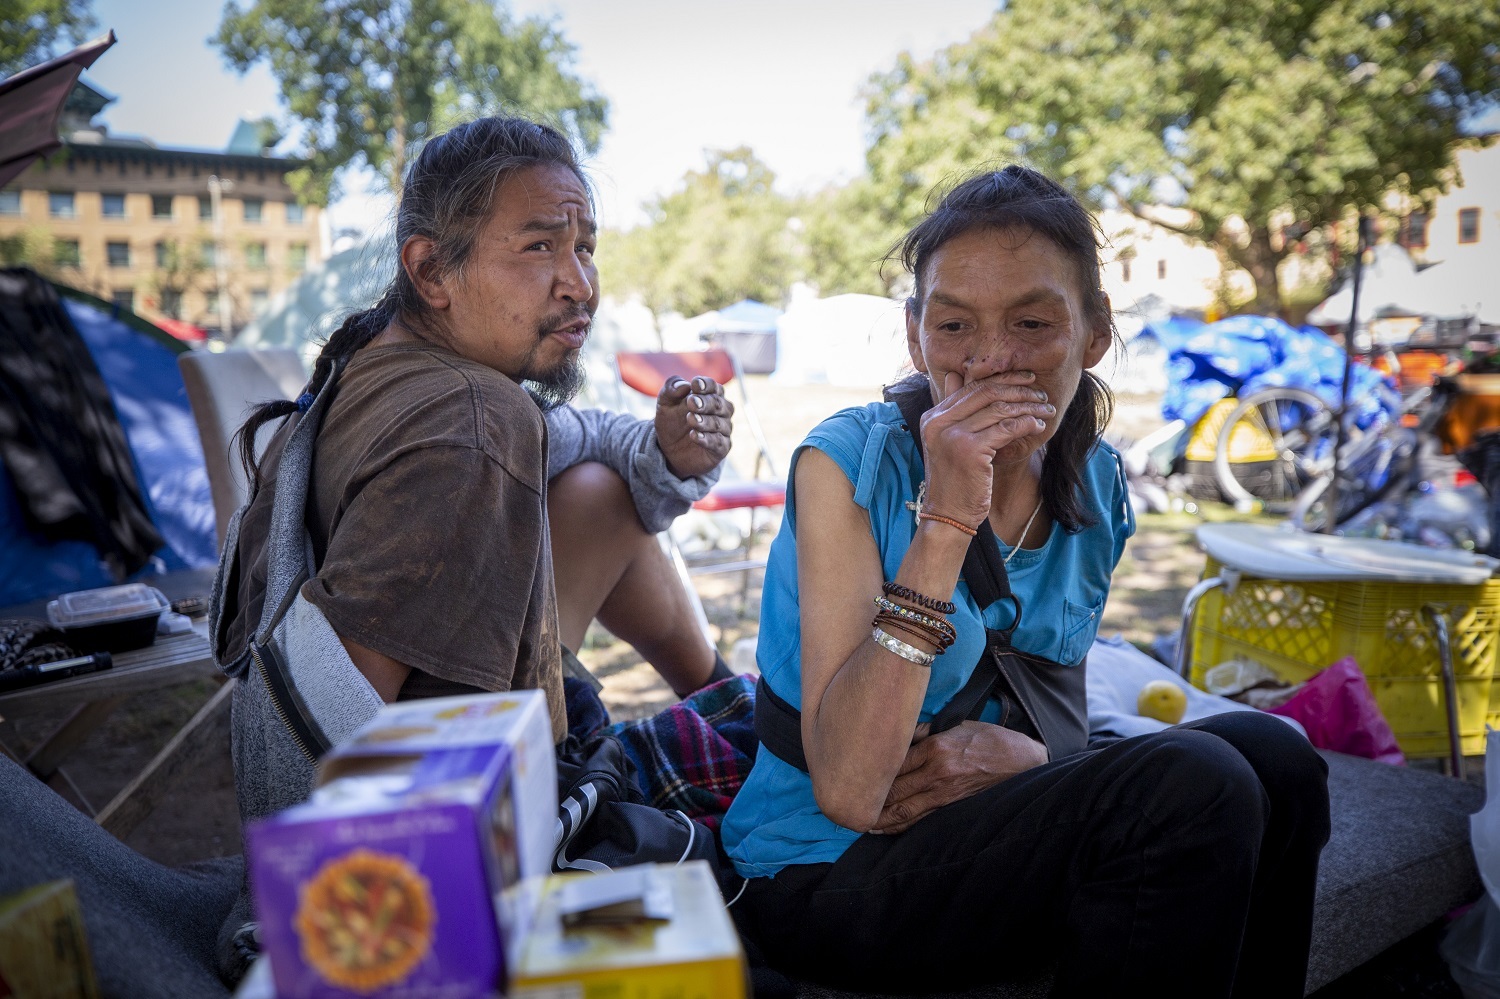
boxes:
[1137,680,1188,725]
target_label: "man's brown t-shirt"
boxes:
[221,342,566,741]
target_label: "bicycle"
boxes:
[1210,351,1442,532]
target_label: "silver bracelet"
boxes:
[872,626,936,667]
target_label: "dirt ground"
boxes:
[0,379,1228,866]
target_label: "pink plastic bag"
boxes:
[1267,657,1406,765]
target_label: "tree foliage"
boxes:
[607,148,802,317]
[214,0,608,202]
[0,0,95,77]
[863,0,1500,315]
[607,152,902,317]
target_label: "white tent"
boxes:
[1307,243,1498,326]
[772,290,911,387]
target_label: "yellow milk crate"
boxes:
[1189,556,1500,757]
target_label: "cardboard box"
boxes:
[0,880,99,999]
[512,862,746,999]
[248,691,557,999]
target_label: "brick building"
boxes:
[0,81,327,335]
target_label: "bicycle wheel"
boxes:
[1213,387,1337,511]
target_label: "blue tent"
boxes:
[0,289,217,605]
[714,299,781,332]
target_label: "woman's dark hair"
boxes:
[898,165,1117,533]
[234,115,588,491]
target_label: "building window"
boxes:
[1460,208,1481,245]
[151,195,173,219]
[160,289,182,317]
[49,192,75,219]
[242,198,264,223]
[199,195,213,220]
[1121,260,1131,283]
[54,239,80,267]
[245,242,267,269]
[0,190,20,216]
[288,242,308,271]
[155,240,170,268]
[1401,211,1429,249]
[111,289,134,311]
[250,288,269,313]
[1157,260,1167,280]
[200,240,218,267]
[101,193,127,218]
[284,202,304,224]
[106,241,130,268]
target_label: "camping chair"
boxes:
[177,347,307,547]
[614,349,786,613]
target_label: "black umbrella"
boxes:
[0,31,116,189]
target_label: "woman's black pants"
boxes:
[736,712,1330,998]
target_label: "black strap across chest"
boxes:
[753,381,1040,773]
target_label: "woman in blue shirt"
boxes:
[722,167,1329,997]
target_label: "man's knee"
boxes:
[549,462,646,535]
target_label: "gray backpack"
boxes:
[208,360,383,826]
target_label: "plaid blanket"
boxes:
[606,675,759,830]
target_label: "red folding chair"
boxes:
[614,349,786,612]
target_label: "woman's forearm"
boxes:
[806,518,971,829]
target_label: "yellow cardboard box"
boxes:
[512,862,745,999]
[0,880,99,999]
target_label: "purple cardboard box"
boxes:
[247,691,556,999]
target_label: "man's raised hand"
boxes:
[656,376,734,479]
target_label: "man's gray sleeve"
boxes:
[544,405,721,534]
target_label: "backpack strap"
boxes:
[255,360,343,643]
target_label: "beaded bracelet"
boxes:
[873,602,955,648]
[882,581,958,616]
[872,626,935,667]
[873,606,954,649]
[917,512,978,538]
[873,596,956,646]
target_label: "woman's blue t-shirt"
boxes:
[721,400,1135,878]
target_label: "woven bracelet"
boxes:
[875,612,953,651]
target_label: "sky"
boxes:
[85,0,999,233]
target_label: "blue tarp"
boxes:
[0,298,217,606]
[1157,315,1397,431]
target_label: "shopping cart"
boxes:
[1176,523,1500,777]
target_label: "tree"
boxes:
[145,239,206,320]
[794,178,906,299]
[0,0,95,77]
[214,0,608,201]
[864,0,1500,316]
[607,148,801,317]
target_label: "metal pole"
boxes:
[208,175,233,338]
[1175,576,1229,679]
[1422,605,1465,780]
[1323,215,1375,534]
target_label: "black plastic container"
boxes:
[46,584,167,653]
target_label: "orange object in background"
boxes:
[1397,351,1455,391]
[1437,374,1500,454]
[1373,350,1455,392]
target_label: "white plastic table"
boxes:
[1179,523,1500,776]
